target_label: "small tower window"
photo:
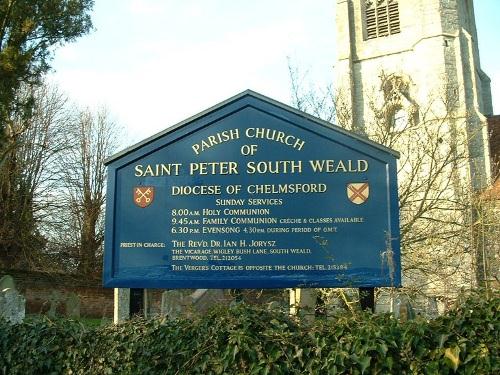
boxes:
[365,0,400,40]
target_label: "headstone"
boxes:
[394,296,416,321]
[327,296,346,316]
[190,289,226,312]
[143,289,153,318]
[65,292,81,319]
[0,275,16,292]
[160,289,228,319]
[161,290,186,319]
[0,288,25,324]
[374,291,392,314]
[392,296,401,318]
[289,288,316,322]
[427,297,439,318]
[47,290,62,318]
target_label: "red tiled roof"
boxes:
[482,177,500,200]
[484,116,500,199]
[488,115,500,177]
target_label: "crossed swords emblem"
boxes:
[134,186,154,208]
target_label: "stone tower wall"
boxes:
[334,0,493,301]
[335,0,491,188]
[336,0,492,122]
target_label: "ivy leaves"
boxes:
[0,290,498,374]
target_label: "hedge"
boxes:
[0,290,498,374]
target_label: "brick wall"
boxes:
[1,269,114,318]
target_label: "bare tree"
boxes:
[55,107,120,276]
[0,81,123,275]
[288,60,337,123]
[0,84,70,269]
[288,63,494,309]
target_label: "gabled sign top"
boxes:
[105,89,399,166]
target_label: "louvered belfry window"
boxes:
[365,0,400,40]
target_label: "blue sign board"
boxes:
[103,91,401,289]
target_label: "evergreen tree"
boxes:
[0,0,94,163]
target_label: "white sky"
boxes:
[48,0,500,144]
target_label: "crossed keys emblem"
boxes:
[134,186,154,208]
[347,182,369,205]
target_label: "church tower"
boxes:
[335,0,494,306]
[335,0,492,187]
